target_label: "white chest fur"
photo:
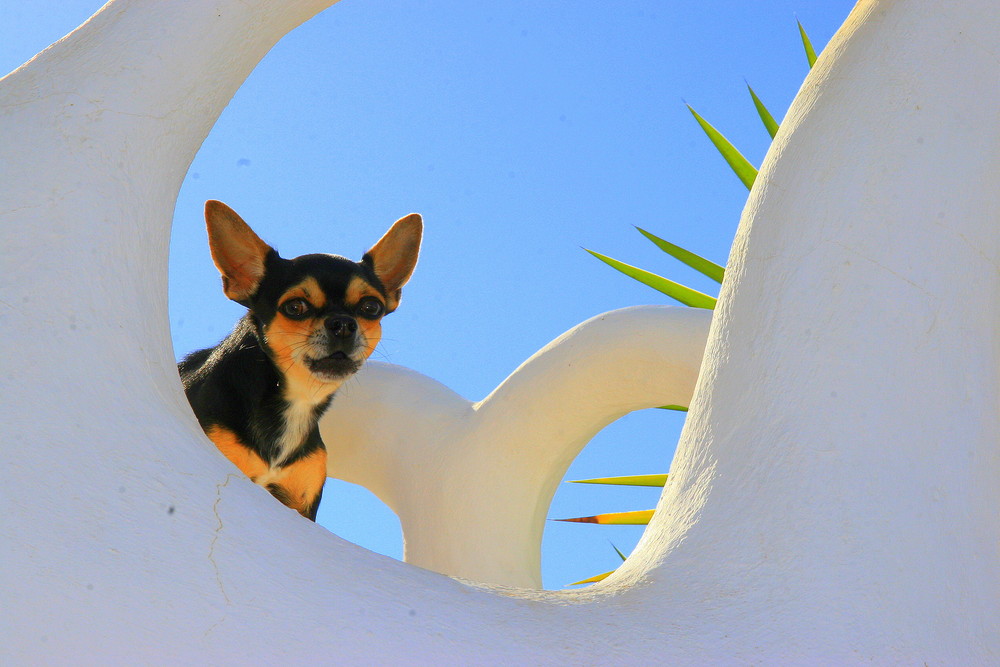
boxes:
[270,400,318,468]
[268,378,342,468]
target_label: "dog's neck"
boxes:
[224,316,337,467]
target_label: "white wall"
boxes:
[1,0,997,663]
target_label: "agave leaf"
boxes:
[658,405,689,412]
[798,20,818,68]
[746,83,780,139]
[686,104,758,190]
[567,544,629,585]
[569,474,668,487]
[585,249,717,309]
[569,571,613,586]
[634,227,725,284]
[556,509,655,525]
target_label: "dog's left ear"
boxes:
[364,213,422,308]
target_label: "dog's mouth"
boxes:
[306,351,363,380]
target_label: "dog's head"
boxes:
[204,200,421,394]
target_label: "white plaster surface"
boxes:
[322,305,712,589]
[2,0,998,664]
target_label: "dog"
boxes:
[179,200,422,520]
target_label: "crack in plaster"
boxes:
[954,230,1000,273]
[208,473,240,606]
[831,240,934,297]
[0,202,48,218]
[203,616,227,641]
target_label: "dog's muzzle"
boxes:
[305,315,364,380]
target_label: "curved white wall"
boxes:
[321,305,712,589]
[618,3,1000,659]
[2,0,997,663]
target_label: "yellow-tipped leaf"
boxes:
[568,543,629,586]
[556,509,655,525]
[568,570,613,586]
[569,474,668,487]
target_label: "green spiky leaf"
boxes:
[611,543,628,562]
[798,20,818,68]
[568,570,613,586]
[658,405,689,412]
[585,249,717,309]
[569,474,668,487]
[747,83,780,139]
[556,509,655,525]
[686,104,758,190]
[634,226,725,284]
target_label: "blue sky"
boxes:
[4,0,854,589]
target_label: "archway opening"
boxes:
[164,1,717,590]
[155,0,844,590]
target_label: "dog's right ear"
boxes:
[204,200,273,303]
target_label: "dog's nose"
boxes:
[325,315,358,339]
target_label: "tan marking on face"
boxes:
[207,425,269,480]
[345,275,388,310]
[345,275,385,359]
[355,317,382,361]
[264,278,342,405]
[278,277,326,310]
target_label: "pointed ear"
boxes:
[204,200,273,303]
[365,213,422,306]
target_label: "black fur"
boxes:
[181,201,421,522]
[179,252,390,521]
[179,316,332,469]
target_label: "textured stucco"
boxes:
[1,0,997,664]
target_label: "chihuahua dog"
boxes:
[179,200,421,520]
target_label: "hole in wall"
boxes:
[158,1,737,590]
[545,408,688,588]
[316,480,403,561]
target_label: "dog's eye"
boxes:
[356,297,384,319]
[280,298,312,319]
